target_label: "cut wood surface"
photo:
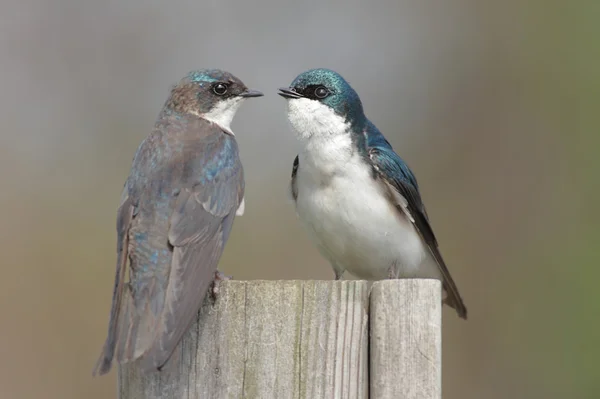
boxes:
[370,279,442,399]
[118,280,370,399]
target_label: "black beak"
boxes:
[278,87,303,99]
[240,89,264,98]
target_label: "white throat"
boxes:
[201,97,244,133]
[286,98,357,178]
[286,98,350,142]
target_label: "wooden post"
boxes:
[370,280,442,399]
[118,280,441,399]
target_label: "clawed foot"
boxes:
[211,270,232,300]
[441,288,449,305]
[387,262,399,279]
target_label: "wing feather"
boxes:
[94,120,244,375]
[290,155,299,201]
[140,129,243,371]
[368,145,467,319]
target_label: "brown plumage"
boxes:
[94,70,260,375]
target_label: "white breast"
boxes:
[288,100,440,280]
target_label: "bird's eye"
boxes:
[213,83,228,95]
[314,86,329,99]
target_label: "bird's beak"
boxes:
[240,88,264,98]
[278,87,303,99]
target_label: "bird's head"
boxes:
[166,69,262,130]
[278,68,365,140]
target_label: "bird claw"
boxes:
[211,270,232,300]
[387,262,400,279]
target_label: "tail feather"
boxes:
[93,253,129,376]
[431,248,467,319]
[93,200,133,376]
[442,282,468,319]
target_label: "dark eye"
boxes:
[314,86,329,99]
[213,83,228,95]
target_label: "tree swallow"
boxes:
[278,69,467,319]
[94,69,263,375]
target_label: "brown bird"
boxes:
[94,69,262,375]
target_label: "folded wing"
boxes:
[367,135,467,319]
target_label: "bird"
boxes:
[93,69,263,376]
[278,68,467,319]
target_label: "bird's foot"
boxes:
[441,288,449,305]
[211,270,232,300]
[387,262,400,279]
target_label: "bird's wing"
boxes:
[368,143,467,319]
[290,155,299,201]
[93,187,135,375]
[139,128,244,371]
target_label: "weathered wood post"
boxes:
[370,280,442,399]
[118,280,441,399]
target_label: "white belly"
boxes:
[295,151,441,280]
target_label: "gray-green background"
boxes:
[1,1,596,398]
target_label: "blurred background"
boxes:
[1,0,596,398]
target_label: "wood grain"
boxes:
[370,279,442,399]
[118,280,369,399]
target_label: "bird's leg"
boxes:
[211,270,232,300]
[441,287,450,306]
[387,261,400,279]
[333,263,345,280]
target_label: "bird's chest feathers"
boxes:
[300,133,356,184]
[295,135,428,278]
[296,134,391,235]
